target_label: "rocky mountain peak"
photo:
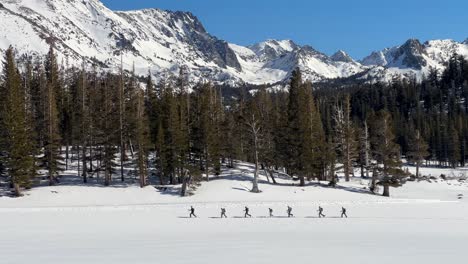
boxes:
[0,0,467,86]
[361,51,387,66]
[331,50,354,63]
[393,38,427,69]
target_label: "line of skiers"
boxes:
[188,206,348,218]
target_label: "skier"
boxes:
[269,208,274,217]
[244,206,252,218]
[318,206,326,218]
[341,207,348,218]
[189,206,197,218]
[287,206,294,218]
[221,208,227,218]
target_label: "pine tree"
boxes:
[407,129,429,178]
[70,63,90,183]
[100,74,119,186]
[370,111,408,197]
[135,89,150,187]
[447,124,461,168]
[342,96,358,181]
[286,69,326,185]
[193,82,222,181]
[118,57,125,182]
[286,68,303,182]
[43,46,62,185]
[1,47,37,196]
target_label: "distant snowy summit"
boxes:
[0,0,467,86]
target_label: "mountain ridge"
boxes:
[0,0,467,86]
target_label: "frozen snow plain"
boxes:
[0,163,467,264]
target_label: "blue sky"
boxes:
[101,0,468,59]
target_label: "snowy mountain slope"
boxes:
[0,0,243,83]
[228,40,368,84]
[0,0,467,86]
[360,39,468,82]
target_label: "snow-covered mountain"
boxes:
[0,0,467,86]
[360,39,468,82]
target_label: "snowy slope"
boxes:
[360,39,468,82]
[0,0,467,86]
[0,0,242,84]
[229,40,368,84]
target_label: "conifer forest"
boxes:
[1,46,467,197]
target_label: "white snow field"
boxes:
[0,162,467,264]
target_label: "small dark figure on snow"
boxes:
[318,206,325,218]
[189,206,197,218]
[221,208,227,218]
[287,206,294,217]
[269,208,273,217]
[244,206,252,218]
[341,207,348,218]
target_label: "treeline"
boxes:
[0,46,467,197]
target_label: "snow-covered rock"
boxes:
[0,0,467,86]
[330,50,355,63]
[360,38,468,82]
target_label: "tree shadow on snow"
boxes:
[333,184,373,195]
[155,186,182,197]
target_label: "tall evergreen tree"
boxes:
[287,69,326,185]
[407,129,429,178]
[135,89,150,187]
[43,46,62,185]
[1,47,37,196]
[370,111,408,197]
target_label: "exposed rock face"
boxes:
[0,0,467,86]
[331,50,354,63]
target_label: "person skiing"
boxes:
[244,206,252,218]
[318,206,325,218]
[287,206,294,218]
[221,208,227,218]
[189,206,197,218]
[269,208,274,217]
[341,207,348,218]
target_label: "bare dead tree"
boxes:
[245,113,261,193]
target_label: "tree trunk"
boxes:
[251,149,260,193]
[180,173,191,197]
[370,168,377,194]
[13,182,21,197]
[299,175,305,187]
[205,149,209,182]
[89,143,93,173]
[120,146,125,182]
[82,143,87,183]
[344,160,350,182]
[251,124,260,193]
[48,170,55,186]
[252,165,260,193]
[104,169,110,186]
[266,166,277,184]
[65,144,69,171]
[382,184,390,197]
[416,162,420,178]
